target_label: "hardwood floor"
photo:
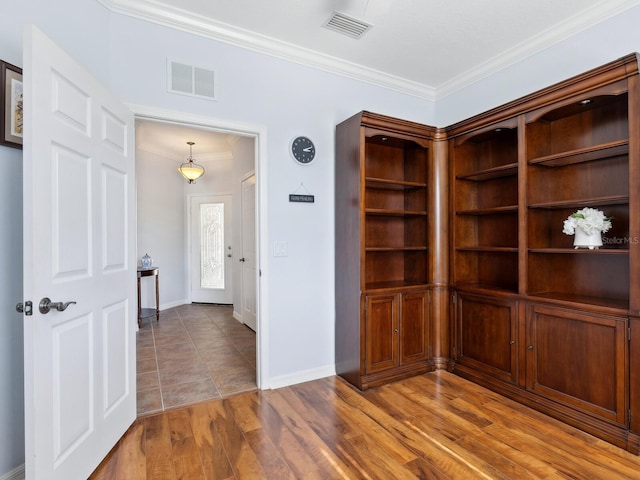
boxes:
[90,370,640,479]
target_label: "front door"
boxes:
[189,194,233,304]
[22,25,136,479]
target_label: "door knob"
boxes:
[239,257,246,262]
[39,297,77,314]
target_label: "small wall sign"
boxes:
[289,194,315,203]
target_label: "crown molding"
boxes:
[436,0,640,99]
[98,0,436,100]
[100,0,640,103]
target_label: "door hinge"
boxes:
[629,409,632,427]
[428,291,431,304]
[452,292,457,304]
[629,327,632,342]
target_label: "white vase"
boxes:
[573,228,602,249]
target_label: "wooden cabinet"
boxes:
[453,291,518,385]
[365,291,429,375]
[526,304,628,428]
[448,53,640,452]
[335,111,437,390]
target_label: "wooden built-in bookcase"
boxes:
[335,112,442,390]
[335,53,640,454]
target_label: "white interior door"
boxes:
[190,194,233,304]
[22,24,136,480]
[240,174,257,331]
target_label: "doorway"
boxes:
[133,108,264,415]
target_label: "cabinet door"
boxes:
[455,292,518,384]
[400,291,428,365]
[365,294,399,373]
[526,304,628,427]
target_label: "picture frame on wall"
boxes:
[1,60,23,149]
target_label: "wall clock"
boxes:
[290,136,316,165]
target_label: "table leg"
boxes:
[137,277,142,328]
[155,273,160,322]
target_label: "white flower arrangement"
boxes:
[562,207,612,236]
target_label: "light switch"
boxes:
[273,241,288,257]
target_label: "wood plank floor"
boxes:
[90,371,640,479]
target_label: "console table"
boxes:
[137,267,159,327]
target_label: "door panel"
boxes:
[456,292,518,384]
[365,294,398,373]
[526,304,627,426]
[23,24,136,480]
[400,291,428,364]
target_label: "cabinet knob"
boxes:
[509,340,515,345]
[394,328,399,333]
[527,345,534,350]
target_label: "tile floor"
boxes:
[136,303,257,416]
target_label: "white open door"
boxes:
[22,25,136,480]
[240,174,257,331]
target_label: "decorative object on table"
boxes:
[141,253,153,268]
[178,141,205,183]
[562,207,612,249]
[0,60,23,149]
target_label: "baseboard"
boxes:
[0,465,25,480]
[232,310,242,322]
[266,364,336,390]
[159,299,189,311]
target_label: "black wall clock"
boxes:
[290,136,316,165]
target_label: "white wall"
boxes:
[4,0,640,476]
[135,147,186,308]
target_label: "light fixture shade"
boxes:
[179,141,205,183]
[178,162,205,183]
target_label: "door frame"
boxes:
[131,104,267,389]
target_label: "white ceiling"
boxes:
[135,119,239,161]
[120,0,640,157]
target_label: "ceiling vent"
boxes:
[323,11,373,39]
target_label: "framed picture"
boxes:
[1,60,23,149]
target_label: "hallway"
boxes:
[136,304,257,416]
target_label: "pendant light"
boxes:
[178,141,205,183]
